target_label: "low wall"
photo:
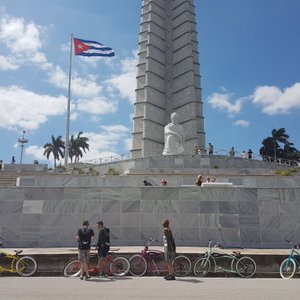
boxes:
[1,186,300,248]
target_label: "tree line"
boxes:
[259,128,300,162]
[43,132,89,167]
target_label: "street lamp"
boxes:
[18,130,29,164]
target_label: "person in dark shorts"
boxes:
[76,220,95,280]
[162,219,176,280]
[96,221,110,277]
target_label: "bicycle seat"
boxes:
[233,251,241,256]
[14,250,23,255]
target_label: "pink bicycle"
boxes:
[129,238,191,277]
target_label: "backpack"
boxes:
[79,227,92,250]
[105,227,110,250]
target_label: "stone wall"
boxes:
[1,186,299,248]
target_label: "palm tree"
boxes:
[43,135,65,167]
[271,128,289,160]
[68,132,89,163]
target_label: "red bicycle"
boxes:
[129,238,191,277]
[64,248,130,277]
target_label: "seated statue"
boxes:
[162,112,185,155]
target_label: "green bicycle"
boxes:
[279,240,300,279]
[193,240,256,278]
[0,238,38,277]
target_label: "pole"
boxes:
[64,33,73,167]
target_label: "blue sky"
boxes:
[0,0,299,166]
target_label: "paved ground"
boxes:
[0,277,299,300]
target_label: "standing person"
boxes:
[196,175,203,186]
[207,143,214,155]
[96,221,110,277]
[0,160,3,170]
[229,147,235,157]
[11,156,16,164]
[240,150,247,158]
[76,220,95,280]
[248,149,253,159]
[162,219,176,280]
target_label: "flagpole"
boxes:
[64,33,73,167]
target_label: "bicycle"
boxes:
[64,248,130,277]
[193,240,256,278]
[0,239,38,277]
[279,240,300,279]
[129,238,191,277]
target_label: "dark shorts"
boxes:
[164,247,173,262]
[98,246,109,258]
[78,249,90,262]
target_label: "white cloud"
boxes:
[0,55,18,70]
[252,83,300,115]
[105,51,137,104]
[76,97,117,115]
[0,86,66,130]
[25,145,47,161]
[207,92,244,115]
[233,119,250,128]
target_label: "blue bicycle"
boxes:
[279,240,300,279]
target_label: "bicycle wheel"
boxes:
[109,257,130,276]
[16,256,38,277]
[280,258,296,279]
[129,255,147,276]
[193,257,211,277]
[236,256,256,278]
[63,259,81,277]
[173,255,191,277]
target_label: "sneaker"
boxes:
[99,272,107,277]
[85,275,91,280]
[165,275,176,281]
[164,274,170,279]
[80,276,84,280]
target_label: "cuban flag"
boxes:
[74,37,115,57]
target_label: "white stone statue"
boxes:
[162,112,185,155]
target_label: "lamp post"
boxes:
[18,130,29,164]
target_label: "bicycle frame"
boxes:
[203,240,242,274]
[0,250,23,274]
[140,239,168,274]
[286,247,300,268]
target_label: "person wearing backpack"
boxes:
[76,220,95,280]
[96,221,110,277]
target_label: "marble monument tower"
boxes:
[131,0,205,158]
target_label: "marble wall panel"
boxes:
[240,227,261,243]
[239,215,260,228]
[140,213,161,227]
[260,215,280,229]
[260,229,282,243]
[259,201,279,216]
[180,227,200,242]
[236,188,258,202]
[39,227,61,241]
[3,200,23,214]
[1,226,21,242]
[219,214,239,228]
[178,188,201,201]
[280,215,300,230]
[122,200,140,213]
[257,189,280,202]
[179,199,199,213]
[120,227,141,242]
[102,200,121,213]
[140,199,180,213]
[102,189,122,201]
[140,227,160,241]
[63,188,87,200]
[109,226,121,241]
[279,201,300,216]
[278,189,299,202]
[40,214,63,227]
[158,188,179,201]
[219,201,238,214]
[218,228,240,245]
[62,213,86,228]
[3,188,25,200]
[121,213,140,227]
[141,188,160,200]
[281,229,300,243]
[199,201,218,214]
[0,213,22,227]
[21,226,40,240]
[200,228,220,245]
[23,200,43,214]
[101,213,121,227]
[238,200,259,215]
[22,214,41,227]
[179,214,199,228]
[42,199,63,213]
[199,214,219,228]
[121,187,141,201]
